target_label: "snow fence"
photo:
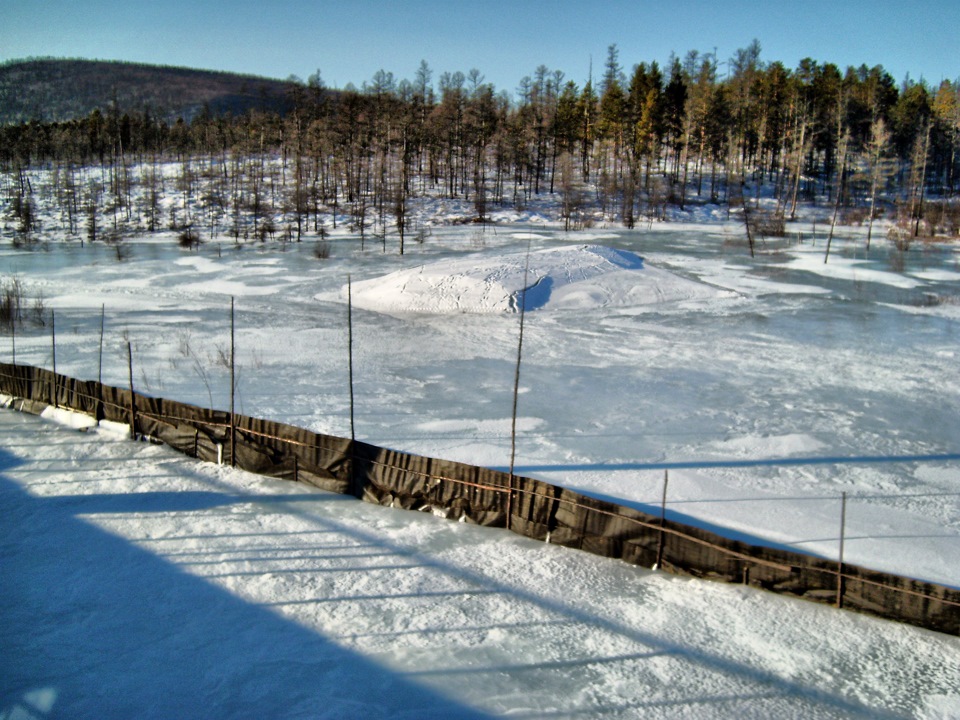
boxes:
[2,360,958,636]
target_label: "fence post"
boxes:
[10,318,14,366]
[347,277,355,443]
[837,491,847,608]
[346,276,358,496]
[507,247,531,532]
[98,304,105,384]
[50,310,57,408]
[96,304,105,420]
[230,296,236,468]
[655,469,669,569]
[126,341,136,440]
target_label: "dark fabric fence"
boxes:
[1,361,957,636]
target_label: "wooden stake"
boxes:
[655,469,669,569]
[347,276,355,443]
[347,275,357,497]
[507,247,531,531]
[126,341,136,440]
[10,318,15,366]
[97,304,105,384]
[50,310,57,407]
[837,491,847,608]
[96,304,105,420]
[230,296,236,468]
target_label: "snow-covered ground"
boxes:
[2,216,960,716]
[3,408,959,719]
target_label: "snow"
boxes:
[2,218,960,716]
[345,244,731,315]
[38,404,98,431]
[785,252,926,289]
[2,409,959,719]
[705,432,827,458]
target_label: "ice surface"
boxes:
[2,224,958,587]
[2,219,959,716]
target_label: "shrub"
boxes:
[748,210,786,238]
[178,228,201,249]
[0,276,25,332]
[313,241,331,259]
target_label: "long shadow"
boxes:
[501,451,960,474]
[0,412,917,718]
[665,491,960,504]
[544,486,959,577]
[260,493,904,718]
[495,455,960,561]
[408,650,671,677]
[532,486,836,559]
[0,465,493,719]
[0,442,24,473]
[39,490,354,515]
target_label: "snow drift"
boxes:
[347,244,728,314]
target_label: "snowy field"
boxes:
[2,406,959,719]
[2,216,960,716]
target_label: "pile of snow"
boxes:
[347,244,729,314]
[40,406,98,431]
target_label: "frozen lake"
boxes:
[2,221,959,585]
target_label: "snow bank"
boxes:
[347,244,729,314]
[39,406,98,431]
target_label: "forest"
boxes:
[2,42,960,252]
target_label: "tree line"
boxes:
[3,42,959,249]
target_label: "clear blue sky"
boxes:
[4,0,958,96]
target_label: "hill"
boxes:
[0,58,299,124]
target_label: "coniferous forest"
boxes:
[2,43,959,252]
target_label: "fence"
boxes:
[1,359,958,636]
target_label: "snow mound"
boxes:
[348,244,725,314]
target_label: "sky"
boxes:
[4,0,959,97]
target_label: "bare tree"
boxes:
[865,117,893,249]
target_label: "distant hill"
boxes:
[0,58,300,124]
